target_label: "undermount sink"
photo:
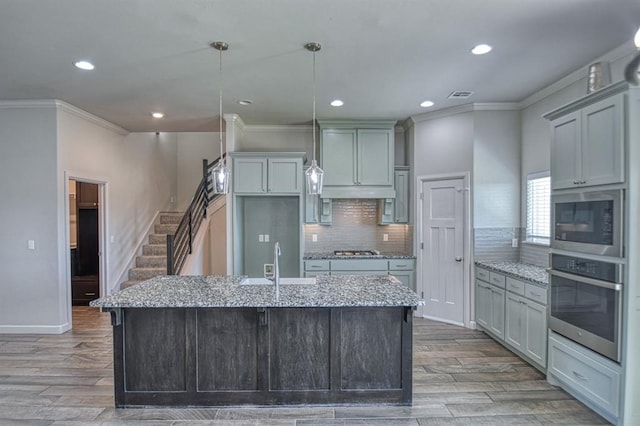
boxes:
[240,277,317,285]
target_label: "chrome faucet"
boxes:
[273,241,281,299]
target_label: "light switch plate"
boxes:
[264,234,270,242]
[258,234,264,242]
[27,240,35,250]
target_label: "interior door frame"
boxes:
[63,171,109,327]
[416,171,472,328]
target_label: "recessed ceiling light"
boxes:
[238,99,253,106]
[151,112,164,119]
[420,100,434,108]
[471,44,492,55]
[330,99,344,107]
[74,60,95,70]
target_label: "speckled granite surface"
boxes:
[90,275,422,308]
[475,260,548,286]
[304,252,416,260]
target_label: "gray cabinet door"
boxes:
[357,129,393,186]
[505,292,525,351]
[550,111,581,190]
[394,168,409,223]
[581,93,624,187]
[321,129,357,186]
[268,158,302,193]
[475,280,490,329]
[234,158,267,193]
[524,300,547,367]
[489,286,505,340]
[389,271,414,292]
[304,193,318,223]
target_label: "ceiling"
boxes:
[1,0,639,132]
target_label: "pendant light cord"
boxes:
[219,47,225,167]
[312,49,316,160]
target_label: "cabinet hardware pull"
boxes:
[572,371,588,381]
[530,291,540,297]
[85,292,96,296]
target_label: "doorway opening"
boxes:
[67,178,105,314]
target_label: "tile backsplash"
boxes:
[473,227,549,267]
[304,199,412,254]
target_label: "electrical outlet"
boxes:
[264,234,270,242]
[512,238,519,248]
[383,234,389,242]
[312,234,318,242]
[27,240,35,250]
[258,234,264,242]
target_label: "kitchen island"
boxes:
[90,275,421,407]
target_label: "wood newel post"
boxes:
[166,234,174,275]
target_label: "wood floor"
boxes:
[0,307,609,425]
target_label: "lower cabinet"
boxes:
[548,331,621,424]
[303,258,416,291]
[475,279,505,340]
[505,292,547,368]
[476,266,548,371]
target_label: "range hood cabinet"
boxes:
[319,120,396,199]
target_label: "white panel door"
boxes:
[421,178,464,326]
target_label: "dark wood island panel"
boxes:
[108,306,413,407]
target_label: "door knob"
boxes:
[455,257,463,262]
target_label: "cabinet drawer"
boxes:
[330,259,388,271]
[72,279,99,300]
[525,284,547,305]
[489,272,506,288]
[506,277,525,296]
[475,267,490,282]
[548,333,620,418]
[304,260,330,271]
[388,259,415,271]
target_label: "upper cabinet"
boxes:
[231,152,306,195]
[319,121,396,198]
[76,182,99,208]
[546,88,625,190]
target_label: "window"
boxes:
[526,171,551,245]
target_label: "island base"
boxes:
[108,306,413,407]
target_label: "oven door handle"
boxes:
[548,269,623,291]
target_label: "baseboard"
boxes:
[422,314,465,328]
[0,322,71,334]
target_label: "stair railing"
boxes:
[166,155,225,275]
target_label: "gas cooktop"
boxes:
[333,250,380,256]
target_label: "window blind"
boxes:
[526,172,550,244]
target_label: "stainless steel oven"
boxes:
[552,189,623,257]
[548,253,623,362]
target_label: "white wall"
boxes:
[0,104,64,332]
[176,132,221,210]
[237,126,313,161]
[412,112,474,179]
[58,106,177,294]
[474,110,521,228]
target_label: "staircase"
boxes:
[120,212,183,289]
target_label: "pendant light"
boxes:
[304,42,324,195]
[624,26,640,85]
[211,41,231,194]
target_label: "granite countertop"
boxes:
[89,275,423,309]
[304,252,416,260]
[475,260,548,286]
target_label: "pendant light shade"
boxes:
[211,41,231,194]
[624,26,640,85]
[304,42,324,195]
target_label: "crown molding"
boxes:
[411,104,474,123]
[54,100,129,135]
[244,124,313,133]
[223,113,245,131]
[0,99,129,135]
[473,102,521,111]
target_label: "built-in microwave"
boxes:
[552,189,623,257]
